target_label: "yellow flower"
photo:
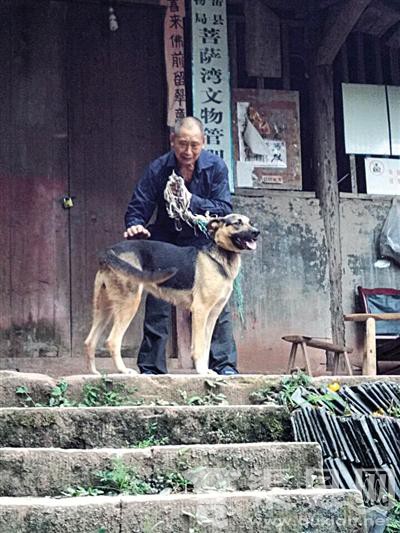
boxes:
[327,382,340,393]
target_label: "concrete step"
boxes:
[3,370,399,408]
[0,442,324,497]
[0,489,366,532]
[0,371,273,407]
[0,405,292,448]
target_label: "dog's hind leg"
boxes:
[85,273,113,375]
[105,287,143,374]
[191,309,216,375]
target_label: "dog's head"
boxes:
[207,214,259,253]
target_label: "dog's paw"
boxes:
[194,363,216,375]
[124,367,138,375]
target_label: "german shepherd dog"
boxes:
[84,214,259,375]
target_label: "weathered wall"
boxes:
[341,195,400,370]
[233,193,400,374]
[233,193,331,374]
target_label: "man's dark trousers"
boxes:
[137,294,238,374]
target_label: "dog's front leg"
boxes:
[191,310,216,375]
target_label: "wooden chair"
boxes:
[282,335,353,376]
[345,287,400,375]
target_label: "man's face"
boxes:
[170,126,205,170]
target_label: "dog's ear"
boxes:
[207,217,223,235]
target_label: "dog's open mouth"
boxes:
[232,234,258,250]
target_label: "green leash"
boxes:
[164,172,245,325]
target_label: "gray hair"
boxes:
[174,116,204,136]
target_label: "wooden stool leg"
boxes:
[333,352,339,375]
[343,351,353,375]
[287,343,298,373]
[300,342,313,376]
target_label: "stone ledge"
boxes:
[0,405,292,448]
[0,489,366,533]
[0,442,323,497]
[2,371,400,408]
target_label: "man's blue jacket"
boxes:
[125,150,233,247]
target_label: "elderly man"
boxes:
[124,116,238,375]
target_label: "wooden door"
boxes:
[0,1,71,358]
[67,3,168,359]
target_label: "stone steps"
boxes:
[0,442,324,497]
[2,371,399,408]
[0,405,292,448]
[0,489,366,533]
[0,371,368,532]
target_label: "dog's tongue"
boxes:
[245,240,257,250]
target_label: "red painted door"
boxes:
[67,3,168,360]
[0,1,168,371]
[0,1,71,359]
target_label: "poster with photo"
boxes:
[232,89,302,189]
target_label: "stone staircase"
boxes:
[0,371,367,532]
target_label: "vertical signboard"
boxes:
[191,0,233,189]
[164,0,187,127]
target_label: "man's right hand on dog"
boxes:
[124,225,151,239]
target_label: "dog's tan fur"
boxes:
[84,214,258,375]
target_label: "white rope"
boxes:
[164,170,209,234]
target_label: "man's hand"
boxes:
[124,225,151,239]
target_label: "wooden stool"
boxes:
[282,335,353,376]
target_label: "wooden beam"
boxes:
[311,62,345,347]
[245,0,281,78]
[317,0,373,66]
[364,317,377,375]
[356,32,366,82]
[281,21,291,89]
[344,312,400,321]
[386,24,400,48]
[373,36,383,84]
[355,0,400,36]
[390,47,400,85]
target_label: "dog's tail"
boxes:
[99,250,177,284]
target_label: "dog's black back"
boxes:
[107,240,202,290]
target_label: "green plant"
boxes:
[386,498,400,532]
[62,458,193,498]
[15,380,74,407]
[62,485,104,497]
[179,389,227,405]
[131,422,169,448]
[97,458,154,495]
[15,385,38,407]
[48,379,75,407]
[278,372,312,407]
[80,376,142,407]
[388,401,400,418]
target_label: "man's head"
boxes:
[170,117,205,171]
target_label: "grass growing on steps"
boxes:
[16,376,144,408]
[61,457,193,498]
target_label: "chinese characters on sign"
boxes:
[164,0,186,127]
[191,0,233,189]
[365,158,400,195]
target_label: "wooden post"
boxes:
[311,62,345,348]
[364,317,377,375]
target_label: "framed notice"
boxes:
[365,157,400,195]
[232,89,302,189]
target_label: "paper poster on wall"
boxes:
[232,89,302,189]
[365,157,400,195]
